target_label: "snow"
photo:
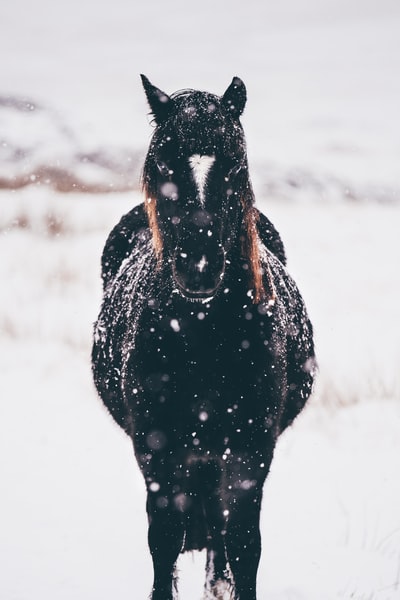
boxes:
[1,0,400,598]
[1,190,399,599]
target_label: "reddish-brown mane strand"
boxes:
[143,181,275,304]
[240,202,276,305]
[143,195,163,265]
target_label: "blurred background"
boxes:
[1,0,400,194]
[0,1,399,598]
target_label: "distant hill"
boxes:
[0,96,142,193]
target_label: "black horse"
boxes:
[92,75,315,600]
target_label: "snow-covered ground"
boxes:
[1,0,400,598]
[0,190,399,599]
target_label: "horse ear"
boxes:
[140,74,172,124]
[222,77,247,118]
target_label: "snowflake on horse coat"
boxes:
[92,75,316,600]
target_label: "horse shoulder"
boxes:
[266,254,316,430]
[101,202,150,288]
[256,208,287,266]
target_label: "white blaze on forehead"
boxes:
[189,154,215,205]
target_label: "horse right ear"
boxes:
[140,74,172,124]
[222,77,247,118]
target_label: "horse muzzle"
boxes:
[172,238,226,300]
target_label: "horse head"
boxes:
[141,75,265,302]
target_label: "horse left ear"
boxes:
[222,77,247,118]
[140,74,172,124]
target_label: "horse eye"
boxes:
[157,161,173,177]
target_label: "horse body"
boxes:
[92,76,315,600]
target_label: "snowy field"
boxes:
[1,0,400,598]
[0,190,399,600]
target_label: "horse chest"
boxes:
[122,293,285,451]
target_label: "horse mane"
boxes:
[240,196,276,304]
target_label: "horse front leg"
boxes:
[203,499,232,599]
[223,447,271,600]
[146,488,185,600]
[225,486,263,600]
[192,461,229,598]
